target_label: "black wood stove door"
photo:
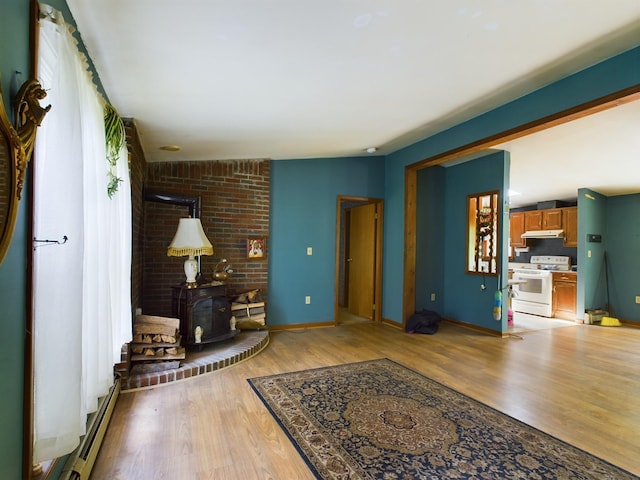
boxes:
[192,296,232,343]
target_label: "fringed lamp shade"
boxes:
[167,218,213,288]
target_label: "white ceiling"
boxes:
[67,1,640,208]
[496,99,640,208]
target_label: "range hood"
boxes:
[521,229,564,239]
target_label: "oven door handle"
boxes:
[514,272,547,279]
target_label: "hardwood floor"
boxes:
[91,321,640,479]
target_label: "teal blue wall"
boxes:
[606,193,640,321]
[0,0,31,476]
[442,151,510,332]
[580,189,640,321]
[415,166,445,314]
[382,47,640,324]
[579,189,608,314]
[415,151,510,333]
[268,156,385,325]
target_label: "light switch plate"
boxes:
[307,247,313,255]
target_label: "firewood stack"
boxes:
[129,314,185,375]
[231,289,267,330]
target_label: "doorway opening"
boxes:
[403,87,639,330]
[334,196,384,325]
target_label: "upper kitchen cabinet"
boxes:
[509,211,526,248]
[524,210,542,231]
[562,206,578,247]
[524,208,563,231]
[543,208,563,229]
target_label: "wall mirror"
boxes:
[466,190,500,275]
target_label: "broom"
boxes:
[600,252,621,327]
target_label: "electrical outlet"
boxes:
[305,296,311,304]
[636,296,640,304]
[430,293,436,301]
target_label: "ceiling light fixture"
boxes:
[160,145,181,151]
[366,147,377,153]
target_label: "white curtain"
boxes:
[32,4,132,462]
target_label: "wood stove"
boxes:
[171,284,238,349]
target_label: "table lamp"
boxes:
[167,217,213,288]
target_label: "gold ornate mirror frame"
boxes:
[0,77,50,265]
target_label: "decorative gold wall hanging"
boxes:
[0,75,50,265]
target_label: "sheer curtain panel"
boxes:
[32,4,132,463]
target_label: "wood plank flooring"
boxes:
[91,321,640,479]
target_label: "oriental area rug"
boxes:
[248,358,637,480]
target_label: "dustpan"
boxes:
[600,252,620,327]
[600,316,621,327]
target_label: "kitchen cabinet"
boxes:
[509,211,526,248]
[552,271,577,320]
[524,208,563,231]
[562,206,578,247]
[524,210,542,231]
[543,208,563,229]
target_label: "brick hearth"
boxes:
[119,330,269,392]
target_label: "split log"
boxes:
[133,324,177,337]
[135,314,180,330]
[130,348,185,362]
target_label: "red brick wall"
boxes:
[143,160,270,316]
[125,119,146,317]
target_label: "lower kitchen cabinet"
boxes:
[552,272,577,320]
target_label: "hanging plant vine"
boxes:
[104,103,125,198]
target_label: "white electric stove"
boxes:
[511,256,571,317]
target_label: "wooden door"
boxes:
[347,203,376,319]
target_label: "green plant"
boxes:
[104,103,125,198]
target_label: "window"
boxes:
[467,191,500,275]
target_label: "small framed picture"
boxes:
[247,237,266,259]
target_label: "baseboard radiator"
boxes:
[60,375,121,480]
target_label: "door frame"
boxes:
[402,86,640,324]
[334,195,384,323]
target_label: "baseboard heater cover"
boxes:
[61,375,121,480]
